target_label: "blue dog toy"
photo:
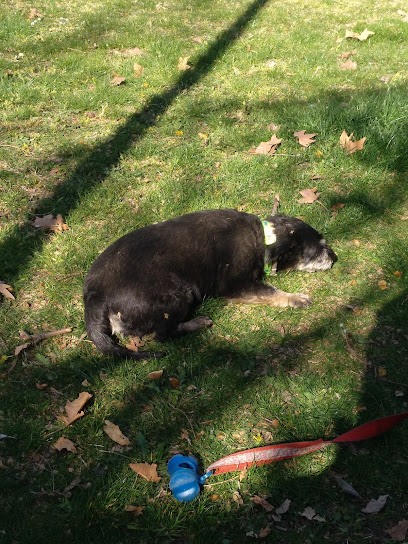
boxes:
[167,455,212,502]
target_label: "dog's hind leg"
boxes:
[226,284,311,308]
[176,316,214,334]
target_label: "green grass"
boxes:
[1,0,408,542]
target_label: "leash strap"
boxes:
[207,412,408,475]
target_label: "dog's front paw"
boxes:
[288,293,312,308]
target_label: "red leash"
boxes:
[207,412,408,475]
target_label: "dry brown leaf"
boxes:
[125,336,144,352]
[267,122,281,132]
[129,462,161,482]
[259,527,271,539]
[249,134,282,155]
[232,491,244,505]
[397,10,408,23]
[33,214,68,232]
[378,280,388,290]
[111,75,126,86]
[133,63,144,77]
[385,520,408,541]
[178,56,191,71]
[345,28,375,41]
[340,51,356,58]
[36,383,48,390]
[169,377,180,389]
[52,436,77,453]
[29,8,42,19]
[125,505,145,515]
[15,342,30,356]
[340,130,366,154]
[59,392,93,426]
[331,203,345,211]
[297,187,321,204]
[341,59,357,70]
[120,47,143,56]
[0,281,15,300]
[147,369,163,380]
[362,495,389,514]
[103,420,131,446]
[294,130,317,147]
[180,428,190,441]
[251,495,274,512]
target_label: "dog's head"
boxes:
[264,215,337,273]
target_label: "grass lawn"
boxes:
[1,0,408,542]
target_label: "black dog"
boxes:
[83,209,336,359]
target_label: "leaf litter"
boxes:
[249,134,282,155]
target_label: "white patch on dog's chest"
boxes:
[109,312,124,335]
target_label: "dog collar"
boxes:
[262,220,276,245]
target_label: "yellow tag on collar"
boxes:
[262,220,276,245]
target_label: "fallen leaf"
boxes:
[180,428,190,441]
[393,271,403,277]
[125,505,145,515]
[300,506,326,522]
[111,75,126,86]
[251,495,274,512]
[341,59,357,70]
[345,28,375,41]
[232,491,244,505]
[275,499,291,515]
[294,130,317,147]
[385,519,408,541]
[29,8,42,19]
[15,342,30,356]
[103,420,131,446]
[341,51,356,58]
[378,367,387,377]
[126,336,144,352]
[378,280,388,290]
[133,63,144,77]
[380,75,391,83]
[397,10,408,23]
[129,462,161,482]
[59,392,93,426]
[119,47,143,56]
[259,527,271,539]
[52,436,77,453]
[332,475,361,498]
[267,122,281,132]
[297,187,321,204]
[35,383,48,390]
[211,494,220,501]
[362,495,389,514]
[331,203,345,211]
[178,56,191,70]
[249,134,282,155]
[169,377,180,389]
[339,130,366,154]
[147,369,163,380]
[395,389,404,397]
[0,281,15,300]
[33,214,68,231]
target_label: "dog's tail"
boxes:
[84,295,164,360]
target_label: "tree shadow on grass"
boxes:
[3,284,407,543]
[0,0,271,280]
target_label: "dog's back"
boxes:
[83,209,265,358]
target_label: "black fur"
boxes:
[83,209,336,359]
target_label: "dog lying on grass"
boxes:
[83,209,336,359]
